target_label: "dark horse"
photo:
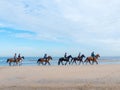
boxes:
[7,56,24,66]
[37,56,52,65]
[71,54,85,65]
[58,55,72,65]
[84,54,100,64]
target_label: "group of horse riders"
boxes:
[64,51,95,59]
[7,53,24,66]
[7,51,99,66]
[14,51,96,63]
[57,51,99,65]
[13,52,95,61]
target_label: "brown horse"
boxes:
[37,56,52,65]
[84,54,100,64]
[7,56,24,66]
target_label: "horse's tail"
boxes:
[37,60,39,63]
[6,59,9,63]
[37,59,40,63]
[58,59,61,65]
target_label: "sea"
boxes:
[0,56,120,66]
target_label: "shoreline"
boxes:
[1,56,120,66]
[0,64,120,90]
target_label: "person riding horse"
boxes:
[43,53,47,60]
[14,53,17,62]
[58,54,72,65]
[91,51,95,60]
[71,53,85,65]
[7,54,24,66]
[84,53,100,64]
[37,55,52,65]
[18,53,21,58]
[64,52,67,59]
[78,52,81,59]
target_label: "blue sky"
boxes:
[0,0,120,57]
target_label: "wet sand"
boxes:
[0,64,120,90]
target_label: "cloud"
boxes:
[14,33,34,39]
[0,0,120,56]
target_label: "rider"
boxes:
[64,52,67,59]
[43,53,47,60]
[18,53,21,58]
[91,51,95,60]
[14,53,17,61]
[78,52,81,58]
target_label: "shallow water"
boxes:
[0,56,120,66]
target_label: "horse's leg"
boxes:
[87,60,91,65]
[88,60,91,64]
[79,60,81,65]
[61,61,64,65]
[72,59,75,65]
[45,61,50,65]
[82,61,84,65]
[43,62,46,65]
[80,60,84,65]
[19,63,21,66]
[91,59,94,65]
[69,60,71,64]
[43,60,46,65]
[37,61,40,65]
[64,61,66,65]
[84,59,87,65]
[58,60,60,65]
[65,61,69,65]
[20,61,23,66]
[42,62,44,65]
[9,62,11,66]
[19,61,22,66]
[95,60,98,64]
[70,59,73,65]
[48,62,51,65]
[16,62,18,66]
[39,62,42,65]
[19,60,22,66]
[69,61,71,65]
[13,62,16,66]
[91,58,93,65]
[74,60,77,65]
[39,62,41,65]
[72,60,75,65]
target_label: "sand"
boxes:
[0,64,120,90]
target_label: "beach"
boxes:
[0,64,120,90]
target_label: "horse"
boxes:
[58,55,72,65]
[7,56,24,66]
[37,56,52,65]
[71,54,85,65]
[84,54,100,65]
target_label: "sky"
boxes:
[0,0,120,57]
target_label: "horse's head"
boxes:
[68,55,72,59]
[47,56,52,60]
[6,59,9,63]
[81,54,85,58]
[95,54,100,58]
[21,56,25,59]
